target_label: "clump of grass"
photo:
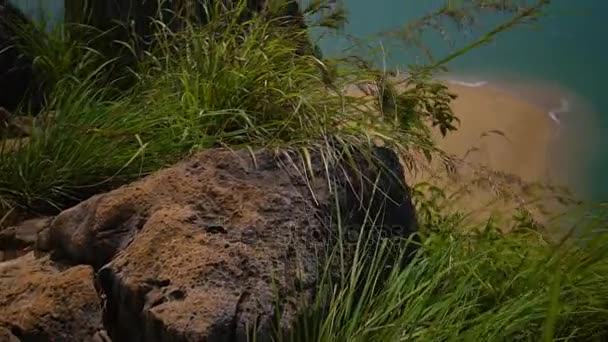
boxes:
[130,5,335,146]
[286,200,608,341]
[0,2,329,215]
[0,75,158,212]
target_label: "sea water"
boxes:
[7,0,63,29]
[313,0,608,201]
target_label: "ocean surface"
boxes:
[313,0,608,201]
[9,0,608,200]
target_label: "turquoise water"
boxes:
[7,0,63,29]
[9,0,608,199]
[315,0,608,201]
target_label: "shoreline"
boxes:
[347,73,593,228]
[407,77,591,229]
[442,75,596,197]
[444,75,573,130]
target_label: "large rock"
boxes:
[46,147,417,341]
[0,253,103,341]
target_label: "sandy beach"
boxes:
[440,83,556,183]
[344,78,581,230]
[346,80,560,183]
[407,82,577,230]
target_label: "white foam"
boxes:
[548,111,561,124]
[447,80,489,88]
[548,98,570,125]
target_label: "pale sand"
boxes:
[346,81,557,181]
[440,83,555,183]
[345,80,560,181]
[410,83,573,231]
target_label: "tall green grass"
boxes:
[285,190,608,341]
[0,2,356,215]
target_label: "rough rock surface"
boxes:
[2,146,417,341]
[0,217,51,261]
[0,253,103,341]
[50,149,326,341]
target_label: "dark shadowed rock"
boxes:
[44,147,417,341]
[0,3,44,113]
[64,0,317,63]
[0,327,19,342]
[338,146,419,237]
[0,253,103,341]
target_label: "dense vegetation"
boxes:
[1,0,606,340]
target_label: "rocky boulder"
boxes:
[3,146,417,341]
[0,253,104,341]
